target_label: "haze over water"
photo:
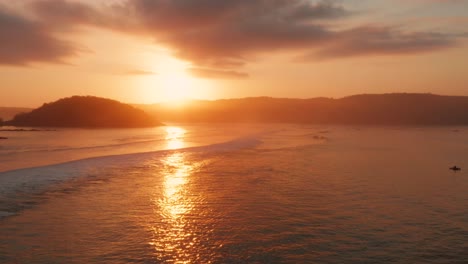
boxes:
[1,124,467,263]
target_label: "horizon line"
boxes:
[3,92,468,108]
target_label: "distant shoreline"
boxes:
[3,93,468,126]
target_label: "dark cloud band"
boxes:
[0,8,77,65]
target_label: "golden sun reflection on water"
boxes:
[150,126,199,263]
[165,127,186,150]
[161,153,192,218]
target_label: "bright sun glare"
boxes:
[138,53,214,105]
[161,72,192,104]
[165,126,185,149]
[152,55,198,105]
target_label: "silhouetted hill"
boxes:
[5,96,162,128]
[138,93,468,125]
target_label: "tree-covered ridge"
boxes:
[142,93,468,125]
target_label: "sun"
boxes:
[161,71,193,104]
[136,52,216,105]
[154,56,197,105]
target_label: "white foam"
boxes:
[0,135,262,199]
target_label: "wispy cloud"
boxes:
[297,27,456,60]
[188,68,249,80]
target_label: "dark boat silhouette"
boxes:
[449,166,461,171]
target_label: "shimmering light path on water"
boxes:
[151,151,196,262]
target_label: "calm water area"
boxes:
[0,124,467,263]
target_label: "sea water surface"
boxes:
[0,124,467,263]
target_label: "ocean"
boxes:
[0,124,467,263]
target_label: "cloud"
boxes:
[188,68,249,79]
[0,0,462,72]
[122,0,458,69]
[29,0,137,32]
[287,0,350,21]
[30,0,100,26]
[127,0,341,68]
[0,7,78,65]
[298,26,456,60]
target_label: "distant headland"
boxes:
[139,93,468,125]
[1,96,162,128]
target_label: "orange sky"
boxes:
[1,0,467,107]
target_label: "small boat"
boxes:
[449,166,461,171]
